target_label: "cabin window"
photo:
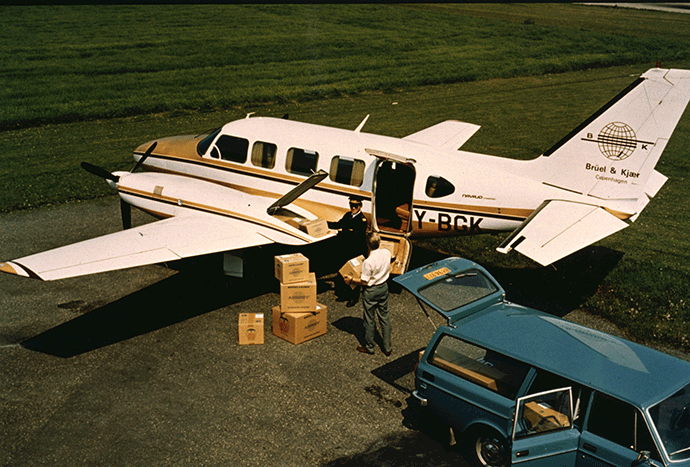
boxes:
[286,148,319,176]
[329,156,365,187]
[251,141,277,169]
[429,334,529,400]
[210,135,249,163]
[197,128,221,156]
[426,175,455,198]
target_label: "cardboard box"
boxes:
[272,303,327,344]
[238,313,264,345]
[339,255,365,289]
[296,218,329,238]
[286,218,330,238]
[274,253,310,284]
[280,273,317,312]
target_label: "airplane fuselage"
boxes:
[131,117,567,241]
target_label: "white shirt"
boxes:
[360,248,391,287]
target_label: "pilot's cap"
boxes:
[348,196,363,206]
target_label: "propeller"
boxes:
[81,141,157,230]
[131,141,157,173]
[80,162,119,182]
[120,198,131,230]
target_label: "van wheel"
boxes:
[471,430,508,467]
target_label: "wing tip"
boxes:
[0,261,43,280]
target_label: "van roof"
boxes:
[447,303,690,408]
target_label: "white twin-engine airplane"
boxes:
[2,67,690,281]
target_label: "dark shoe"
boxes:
[346,299,358,307]
[357,346,374,354]
[383,349,393,357]
[335,296,348,302]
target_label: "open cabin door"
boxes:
[368,149,415,275]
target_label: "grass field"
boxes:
[1,4,690,350]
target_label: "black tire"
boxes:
[468,428,509,467]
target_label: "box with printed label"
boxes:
[339,255,365,289]
[280,272,317,312]
[297,219,329,238]
[274,253,310,284]
[285,218,330,238]
[238,312,264,345]
[272,303,327,345]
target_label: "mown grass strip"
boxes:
[2,4,689,130]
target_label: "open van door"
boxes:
[511,387,580,466]
[367,149,415,275]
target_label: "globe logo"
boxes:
[597,122,637,161]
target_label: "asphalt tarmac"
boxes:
[4,198,685,466]
[0,198,468,467]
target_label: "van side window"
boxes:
[251,141,277,169]
[429,334,529,400]
[528,370,591,428]
[587,393,661,461]
[329,156,365,187]
[211,135,249,163]
[425,175,455,198]
[515,388,572,440]
[286,148,318,176]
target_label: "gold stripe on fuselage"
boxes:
[117,185,315,243]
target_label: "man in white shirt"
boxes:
[344,232,392,356]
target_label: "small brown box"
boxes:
[274,253,310,284]
[296,218,329,238]
[280,272,317,312]
[272,303,327,345]
[238,313,264,345]
[339,255,365,289]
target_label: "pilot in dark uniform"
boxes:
[328,196,369,306]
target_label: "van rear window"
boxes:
[430,334,529,399]
[419,270,498,312]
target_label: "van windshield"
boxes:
[649,382,690,461]
[419,270,498,312]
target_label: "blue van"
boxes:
[394,257,690,467]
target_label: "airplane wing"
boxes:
[0,214,275,281]
[496,200,629,266]
[403,120,480,150]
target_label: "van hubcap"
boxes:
[476,436,507,467]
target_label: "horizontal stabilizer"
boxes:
[1,214,274,281]
[497,200,629,266]
[403,120,480,150]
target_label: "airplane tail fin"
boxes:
[535,68,690,203]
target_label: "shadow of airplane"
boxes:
[20,237,623,358]
[20,249,281,358]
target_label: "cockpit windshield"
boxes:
[196,128,221,156]
[649,382,690,461]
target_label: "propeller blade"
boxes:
[120,199,132,230]
[132,141,157,173]
[81,162,119,182]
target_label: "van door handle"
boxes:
[422,371,435,382]
[516,450,529,458]
[583,443,597,453]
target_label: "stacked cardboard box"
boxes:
[272,253,327,344]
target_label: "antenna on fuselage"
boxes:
[354,114,370,133]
